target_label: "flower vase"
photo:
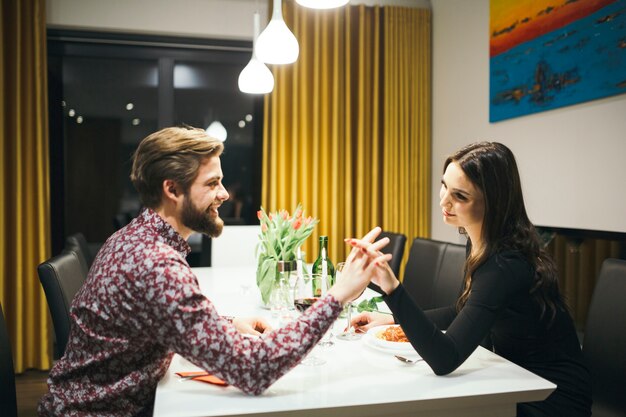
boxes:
[256,259,296,307]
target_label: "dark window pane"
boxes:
[173,60,260,225]
[62,57,158,242]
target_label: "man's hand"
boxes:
[232,316,272,336]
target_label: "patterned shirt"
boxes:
[39,208,342,417]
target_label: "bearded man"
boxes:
[39,126,388,417]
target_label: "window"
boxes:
[48,30,262,255]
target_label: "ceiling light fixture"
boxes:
[255,0,299,65]
[238,12,275,94]
[206,120,227,142]
[295,0,349,9]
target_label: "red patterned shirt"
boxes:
[39,208,342,416]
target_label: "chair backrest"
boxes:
[582,258,626,417]
[402,238,465,310]
[37,250,87,358]
[211,225,261,267]
[65,232,92,275]
[377,231,407,277]
[0,303,17,417]
[367,231,407,294]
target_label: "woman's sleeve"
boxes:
[384,254,526,375]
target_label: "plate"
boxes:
[363,325,419,355]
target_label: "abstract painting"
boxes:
[489,0,626,122]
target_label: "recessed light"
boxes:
[126,102,134,110]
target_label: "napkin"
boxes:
[176,371,228,386]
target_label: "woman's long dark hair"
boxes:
[449,142,565,324]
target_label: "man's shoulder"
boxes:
[101,226,183,266]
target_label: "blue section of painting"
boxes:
[490,1,626,122]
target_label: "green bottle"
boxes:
[312,236,335,297]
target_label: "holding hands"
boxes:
[328,227,392,306]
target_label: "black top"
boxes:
[385,250,591,417]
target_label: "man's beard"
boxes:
[181,195,224,238]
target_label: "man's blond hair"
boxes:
[130,126,224,208]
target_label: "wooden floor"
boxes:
[15,369,49,417]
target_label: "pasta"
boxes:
[377,325,409,343]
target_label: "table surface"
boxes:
[153,266,555,417]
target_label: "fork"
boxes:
[179,373,211,381]
[394,355,424,364]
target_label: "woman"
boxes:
[351,142,591,417]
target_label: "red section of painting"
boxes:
[490,0,618,57]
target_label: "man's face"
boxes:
[181,156,229,237]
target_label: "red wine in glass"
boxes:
[294,297,317,312]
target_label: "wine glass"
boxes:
[311,273,335,348]
[293,271,326,365]
[335,262,362,341]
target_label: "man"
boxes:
[39,126,389,416]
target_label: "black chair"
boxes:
[0,303,17,417]
[368,231,407,294]
[582,258,626,417]
[377,231,407,277]
[402,238,466,310]
[38,250,87,358]
[65,232,93,275]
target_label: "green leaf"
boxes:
[256,258,277,305]
[355,296,389,314]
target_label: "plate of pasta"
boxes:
[363,325,419,355]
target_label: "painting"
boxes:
[489,0,626,122]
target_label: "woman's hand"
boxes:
[350,311,394,333]
[347,235,400,295]
[328,227,392,306]
[232,316,272,336]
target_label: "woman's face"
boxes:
[439,162,485,238]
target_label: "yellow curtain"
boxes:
[262,3,431,278]
[0,0,52,372]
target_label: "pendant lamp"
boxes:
[238,12,275,94]
[206,120,227,142]
[295,0,349,8]
[255,0,299,65]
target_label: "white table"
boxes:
[153,267,555,417]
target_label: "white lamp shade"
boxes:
[255,0,299,65]
[238,11,275,94]
[206,121,227,142]
[238,58,275,94]
[296,0,349,9]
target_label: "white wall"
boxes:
[431,0,626,243]
[46,0,430,40]
[46,0,266,40]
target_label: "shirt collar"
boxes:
[138,207,192,257]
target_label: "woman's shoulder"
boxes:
[476,250,534,286]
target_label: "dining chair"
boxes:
[368,231,407,294]
[65,232,93,275]
[377,231,407,277]
[38,250,87,358]
[210,225,261,267]
[582,258,626,417]
[0,303,18,417]
[402,238,465,310]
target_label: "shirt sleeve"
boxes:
[135,255,342,395]
[385,252,529,375]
